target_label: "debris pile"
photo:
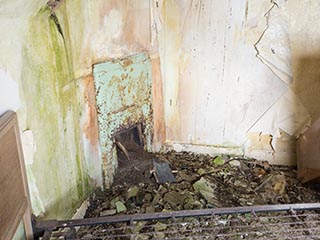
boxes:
[76,152,320,238]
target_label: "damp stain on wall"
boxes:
[21,6,88,220]
[3,0,320,220]
[157,0,315,165]
[76,74,103,188]
[13,0,158,219]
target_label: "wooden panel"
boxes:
[297,117,320,183]
[151,55,166,152]
[0,111,33,240]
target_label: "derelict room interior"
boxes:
[2,1,320,239]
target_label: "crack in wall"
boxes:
[50,12,64,40]
[253,1,279,80]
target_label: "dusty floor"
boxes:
[87,151,320,217]
[72,146,320,239]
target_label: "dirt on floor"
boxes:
[86,150,320,217]
[69,146,320,239]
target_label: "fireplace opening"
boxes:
[111,123,176,188]
[112,124,154,187]
[115,123,143,156]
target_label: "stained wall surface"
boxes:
[0,0,156,219]
[1,0,320,220]
[157,0,318,165]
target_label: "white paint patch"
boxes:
[0,69,21,115]
[103,9,124,40]
[82,136,103,187]
[92,9,125,59]
[21,130,36,165]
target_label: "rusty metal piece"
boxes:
[115,140,130,161]
[33,203,320,236]
[297,117,320,183]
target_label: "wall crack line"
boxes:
[253,1,281,79]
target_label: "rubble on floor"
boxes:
[76,151,320,238]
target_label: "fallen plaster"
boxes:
[0,0,160,221]
[247,132,274,152]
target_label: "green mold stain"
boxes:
[22,6,88,220]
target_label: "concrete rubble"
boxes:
[72,151,320,238]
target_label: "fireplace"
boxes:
[93,53,155,187]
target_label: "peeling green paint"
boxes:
[93,53,153,187]
[21,6,88,220]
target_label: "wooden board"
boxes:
[297,117,320,183]
[0,111,33,240]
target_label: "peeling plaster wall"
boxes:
[60,0,165,187]
[0,0,165,219]
[157,0,316,165]
[0,1,91,220]
[0,0,163,218]
[2,0,319,221]
[59,0,154,79]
